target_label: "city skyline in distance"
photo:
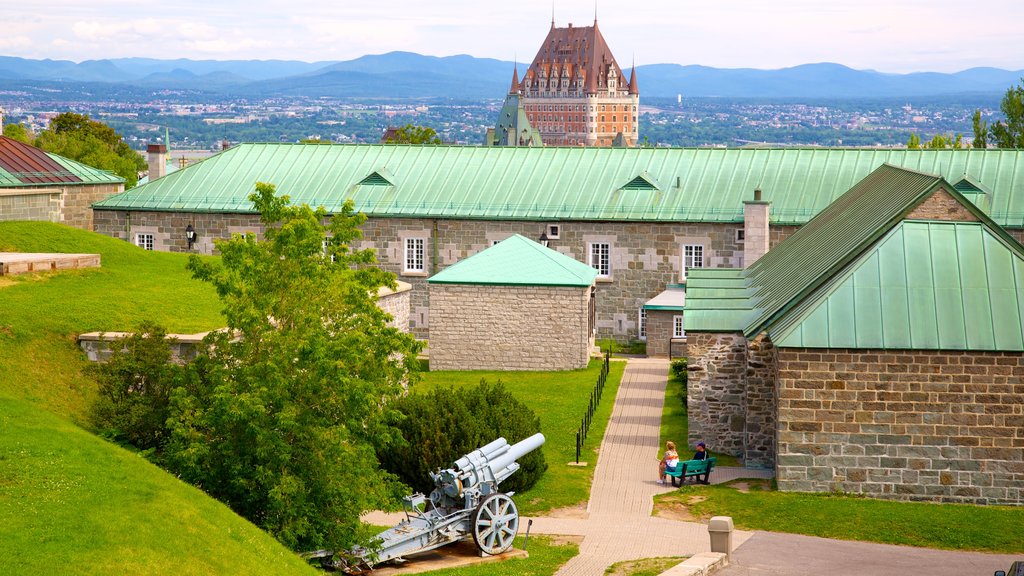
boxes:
[3,0,1024,74]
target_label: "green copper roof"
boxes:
[771,221,1024,350]
[685,164,1024,351]
[427,234,597,287]
[92,145,1024,228]
[0,150,123,188]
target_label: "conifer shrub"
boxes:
[381,380,547,496]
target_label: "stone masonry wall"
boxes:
[62,183,123,230]
[376,287,411,333]
[776,348,1024,505]
[0,189,61,223]
[645,310,678,358]
[906,188,980,222]
[429,283,591,371]
[687,333,749,456]
[744,335,778,467]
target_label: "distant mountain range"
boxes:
[0,52,1020,99]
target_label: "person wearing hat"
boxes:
[691,442,711,484]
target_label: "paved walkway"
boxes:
[524,357,769,575]
[717,531,1021,576]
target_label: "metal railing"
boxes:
[575,350,611,464]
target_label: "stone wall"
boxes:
[687,333,749,456]
[776,348,1024,505]
[428,283,592,371]
[646,309,685,358]
[744,335,778,468]
[906,188,980,222]
[376,282,412,333]
[95,209,784,342]
[0,188,61,223]
[62,183,124,230]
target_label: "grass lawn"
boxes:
[605,556,685,576]
[658,367,740,467]
[595,338,646,356]
[418,358,626,515]
[0,223,317,574]
[419,536,578,576]
[0,221,223,423]
[656,479,1024,554]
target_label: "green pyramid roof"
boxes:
[428,234,597,287]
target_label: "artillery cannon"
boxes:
[309,433,545,572]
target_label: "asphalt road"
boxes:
[717,531,1021,576]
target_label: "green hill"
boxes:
[0,222,314,575]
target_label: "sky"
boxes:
[3,0,1023,73]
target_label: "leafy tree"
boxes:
[164,183,421,551]
[990,79,1024,148]
[89,323,183,450]
[34,112,146,188]
[972,109,988,149]
[906,133,922,149]
[384,123,442,145]
[2,123,33,144]
[379,380,546,497]
[908,132,962,149]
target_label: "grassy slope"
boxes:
[419,359,626,515]
[424,536,577,576]
[0,222,313,575]
[661,481,1024,554]
[658,369,740,467]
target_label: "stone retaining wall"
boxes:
[429,283,592,371]
[0,183,122,230]
[776,347,1024,505]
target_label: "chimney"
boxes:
[743,188,771,267]
[146,144,167,181]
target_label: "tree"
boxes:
[908,132,962,149]
[906,133,922,149]
[972,109,988,149]
[990,79,1024,148]
[164,183,421,551]
[2,123,33,144]
[383,124,441,145]
[34,112,146,188]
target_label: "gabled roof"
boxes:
[644,285,685,311]
[0,135,123,187]
[91,145,1024,228]
[428,234,597,287]
[770,221,1024,350]
[686,164,1024,351]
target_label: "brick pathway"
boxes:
[524,357,768,575]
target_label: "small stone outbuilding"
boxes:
[643,285,686,357]
[427,234,597,371]
[686,164,1024,505]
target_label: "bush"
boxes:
[381,380,547,496]
[670,358,688,409]
[89,322,182,450]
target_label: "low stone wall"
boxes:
[429,283,592,371]
[0,253,100,276]
[377,281,412,332]
[79,331,210,363]
[776,347,1024,505]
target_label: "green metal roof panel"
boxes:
[771,222,1024,350]
[682,267,751,332]
[427,234,597,287]
[0,149,123,188]
[92,145,1024,227]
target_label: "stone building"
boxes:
[0,135,124,229]
[685,165,1024,505]
[90,145,1024,344]
[427,235,596,371]
[513,18,639,147]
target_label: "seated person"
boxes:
[690,442,711,484]
[657,441,679,484]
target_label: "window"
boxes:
[673,315,685,339]
[135,233,154,251]
[683,244,704,271]
[588,242,611,278]
[322,239,336,262]
[735,229,745,243]
[638,308,647,340]
[547,224,561,239]
[404,237,425,273]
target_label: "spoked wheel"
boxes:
[472,492,519,555]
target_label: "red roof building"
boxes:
[516,19,638,147]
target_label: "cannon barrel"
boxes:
[487,433,545,478]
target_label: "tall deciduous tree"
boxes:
[990,80,1024,148]
[34,112,146,188]
[2,123,33,144]
[384,124,442,145]
[166,183,421,551]
[972,109,988,149]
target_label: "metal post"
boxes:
[523,519,533,551]
[576,431,580,463]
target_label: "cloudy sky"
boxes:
[3,0,1023,72]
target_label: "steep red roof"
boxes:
[523,21,625,94]
[0,135,82,185]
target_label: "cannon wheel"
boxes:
[472,493,519,555]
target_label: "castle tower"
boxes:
[517,18,639,147]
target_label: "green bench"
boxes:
[665,456,716,487]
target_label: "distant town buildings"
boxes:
[489,18,638,147]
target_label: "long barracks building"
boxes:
[92,144,1024,346]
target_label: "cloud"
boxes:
[0,35,32,50]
